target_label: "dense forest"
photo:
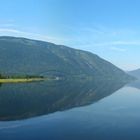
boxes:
[0,74,44,79]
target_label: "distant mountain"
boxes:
[127,79,140,89]
[128,69,140,79]
[0,36,133,82]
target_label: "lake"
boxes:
[0,79,140,140]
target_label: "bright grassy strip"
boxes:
[0,78,45,83]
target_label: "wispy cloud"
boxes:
[0,28,20,33]
[0,23,15,27]
[110,46,126,52]
[92,41,140,47]
[0,20,16,27]
[0,28,67,44]
[62,25,140,49]
[112,41,140,46]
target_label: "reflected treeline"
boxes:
[0,78,127,121]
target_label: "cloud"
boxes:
[61,25,140,49]
[110,47,126,52]
[109,41,140,46]
[0,28,20,33]
[0,23,15,27]
[92,41,140,47]
[0,28,66,44]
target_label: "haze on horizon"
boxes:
[0,0,139,71]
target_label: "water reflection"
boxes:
[0,79,126,121]
[127,80,140,89]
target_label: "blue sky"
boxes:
[0,0,140,70]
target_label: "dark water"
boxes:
[0,79,140,140]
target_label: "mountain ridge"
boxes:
[0,36,133,82]
[128,69,140,79]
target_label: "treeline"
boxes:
[0,74,44,79]
[0,74,5,79]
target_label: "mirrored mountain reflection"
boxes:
[0,79,127,121]
[127,80,140,89]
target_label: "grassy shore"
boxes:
[0,78,45,83]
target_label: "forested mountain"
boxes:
[0,36,133,81]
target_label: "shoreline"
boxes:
[0,78,46,83]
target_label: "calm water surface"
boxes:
[0,80,140,140]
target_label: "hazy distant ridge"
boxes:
[128,69,140,79]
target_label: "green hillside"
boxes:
[0,36,133,81]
